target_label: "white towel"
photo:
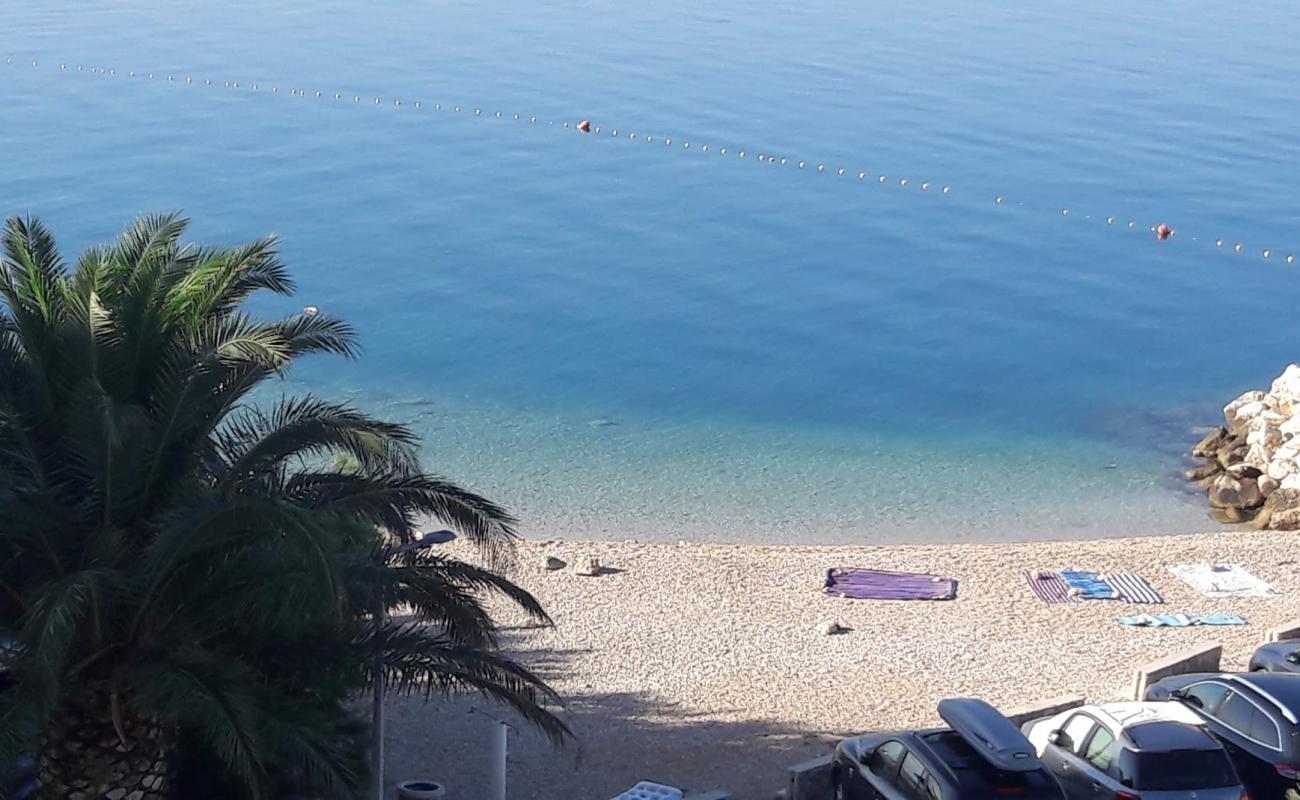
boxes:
[1168,563,1276,598]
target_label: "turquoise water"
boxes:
[2,1,1299,542]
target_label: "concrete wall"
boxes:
[1267,619,1300,643]
[1003,695,1087,728]
[784,753,833,800]
[1131,643,1222,699]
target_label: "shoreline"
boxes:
[385,529,1300,800]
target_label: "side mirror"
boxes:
[1047,731,1063,746]
[1286,652,1300,665]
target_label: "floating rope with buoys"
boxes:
[3,55,1296,266]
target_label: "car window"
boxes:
[898,754,933,800]
[1185,682,1232,714]
[869,741,907,778]
[1059,714,1097,755]
[923,774,942,800]
[1084,727,1117,771]
[1248,705,1281,748]
[1218,694,1255,733]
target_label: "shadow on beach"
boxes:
[381,641,847,800]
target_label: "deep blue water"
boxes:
[2,1,1299,542]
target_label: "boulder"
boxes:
[1283,417,1300,442]
[1268,457,1300,482]
[1244,444,1272,471]
[1225,390,1267,427]
[1208,474,1243,508]
[1246,418,1283,451]
[1186,463,1222,481]
[1284,475,1300,492]
[1261,487,1300,518]
[1271,508,1300,530]
[1228,400,1268,434]
[1212,505,1256,524]
[1192,427,1230,458]
[1237,477,1264,508]
[1226,463,1262,479]
[1217,444,1248,469]
[1259,475,1280,497]
[1270,365,1300,414]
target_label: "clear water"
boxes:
[2,1,1299,543]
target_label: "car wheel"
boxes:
[832,770,846,800]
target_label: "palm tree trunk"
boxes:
[36,693,169,800]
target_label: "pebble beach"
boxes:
[383,529,1300,800]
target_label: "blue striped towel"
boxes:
[1060,570,1119,600]
[1101,572,1164,604]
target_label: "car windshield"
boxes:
[1131,749,1237,790]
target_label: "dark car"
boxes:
[831,698,1066,800]
[1250,642,1300,674]
[1145,671,1300,800]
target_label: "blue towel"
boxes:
[1061,570,1119,600]
[1119,613,1245,627]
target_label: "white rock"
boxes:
[1268,457,1300,482]
[818,620,847,636]
[1245,444,1272,470]
[1282,474,1300,491]
[1247,419,1283,450]
[574,555,603,577]
[1259,475,1280,497]
[1271,365,1300,413]
[1229,400,1268,434]
[1225,390,1266,425]
[1281,416,1300,440]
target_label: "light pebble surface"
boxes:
[383,530,1300,800]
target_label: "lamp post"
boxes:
[372,529,457,800]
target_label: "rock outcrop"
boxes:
[1189,365,1300,528]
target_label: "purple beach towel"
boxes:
[825,568,958,600]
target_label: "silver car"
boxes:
[1023,702,1246,800]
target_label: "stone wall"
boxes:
[1187,364,1300,529]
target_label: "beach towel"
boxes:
[1102,572,1164,604]
[1119,613,1246,627]
[825,568,958,600]
[1022,570,1078,604]
[1060,570,1119,600]
[1168,563,1276,598]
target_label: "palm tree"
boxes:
[0,214,567,799]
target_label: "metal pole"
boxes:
[487,720,508,800]
[371,592,385,800]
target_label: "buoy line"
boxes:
[3,55,1295,267]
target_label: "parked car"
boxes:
[1145,672,1300,800]
[1022,701,1245,799]
[1250,642,1300,674]
[831,698,1066,800]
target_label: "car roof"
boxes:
[1091,701,1205,730]
[1226,673,1300,722]
[1124,720,1220,751]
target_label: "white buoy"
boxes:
[859,171,866,179]
[996,196,1003,203]
[942,186,950,193]
[818,164,825,172]
[1235,244,1243,252]
[899,179,908,186]
[1062,208,1069,215]
[1264,250,1272,258]
[720,148,727,154]
[1288,255,1296,264]
[837,167,845,175]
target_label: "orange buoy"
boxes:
[1156,223,1172,241]
[577,119,591,133]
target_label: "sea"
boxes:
[2,0,1299,543]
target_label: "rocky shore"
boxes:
[1188,365,1300,529]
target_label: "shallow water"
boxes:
[2,1,1299,542]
